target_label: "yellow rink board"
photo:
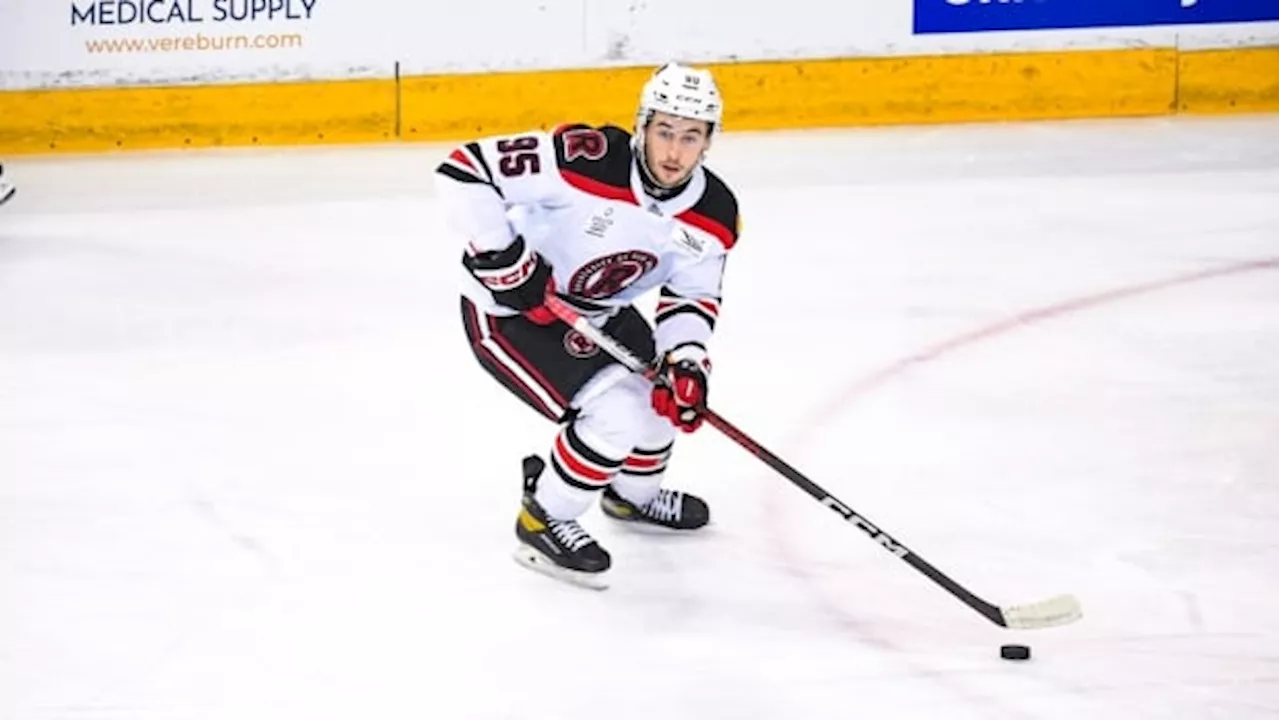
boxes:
[0,46,1274,155]
[0,78,398,154]
[1177,46,1279,112]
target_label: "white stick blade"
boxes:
[1001,594,1083,629]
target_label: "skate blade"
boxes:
[605,519,701,535]
[512,545,609,591]
[602,511,708,535]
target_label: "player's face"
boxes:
[642,112,711,187]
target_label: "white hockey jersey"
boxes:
[435,123,740,357]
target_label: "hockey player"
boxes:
[0,164,15,206]
[436,62,740,589]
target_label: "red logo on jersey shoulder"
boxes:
[560,128,608,162]
[568,250,658,300]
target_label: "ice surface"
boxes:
[2,114,1276,719]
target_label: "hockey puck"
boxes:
[1000,644,1031,660]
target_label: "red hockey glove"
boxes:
[464,235,557,325]
[651,344,711,432]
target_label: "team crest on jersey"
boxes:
[568,250,659,299]
[563,329,600,358]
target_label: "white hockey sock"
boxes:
[538,422,626,521]
[611,471,663,507]
[611,442,674,506]
[534,471,600,521]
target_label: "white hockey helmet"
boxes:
[635,62,723,136]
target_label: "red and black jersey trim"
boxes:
[464,142,494,182]
[676,168,739,251]
[655,287,720,330]
[560,170,637,204]
[436,142,502,198]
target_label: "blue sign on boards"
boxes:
[914,0,1279,34]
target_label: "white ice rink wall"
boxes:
[0,0,1276,154]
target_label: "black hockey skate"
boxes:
[600,485,709,531]
[513,455,611,590]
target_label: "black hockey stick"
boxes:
[545,294,1082,629]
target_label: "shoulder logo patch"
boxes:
[673,228,706,257]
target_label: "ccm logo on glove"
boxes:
[464,236,558,325]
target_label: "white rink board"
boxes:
[0,0,1275,89]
